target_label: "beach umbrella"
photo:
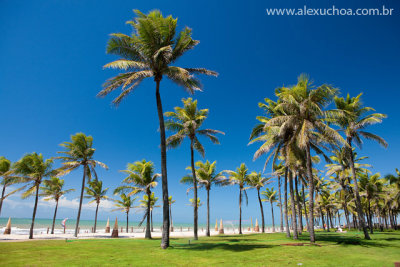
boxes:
[4,217,11,235]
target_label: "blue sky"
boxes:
[1,0,399,226]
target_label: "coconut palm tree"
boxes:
[40,177,74,234]
[115,160,159,239]
[181,160,227,236]
[112,193,136,233]
[247,172,272,233]
[188,198,203,208]
[138,192,160,232]
[13,153,56,239]
[262,187,278,232]
[225,163,249,234]
[333,93,387,239]
[0,157,24,217]
[165,98,224,240]
[270,74,343,242]
[98,10,217,249]
[168,196,175,231]
[56,133,108,237]
[359,171,383,234]
[85,179,109,233]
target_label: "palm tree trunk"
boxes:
[145,190,151,239]
[74,164,86,237]
[284,168,290,238]
[257,188,265,233]
[151,210,153,232]
[295,175,302,234]
[156,79,170,249]
[126,211,129,233]
[51,200,59,234]
[169,203,173,231]
[190,138,198,240]
[29,183,40,239]
[206,189,210,237]
[320,207,326,231]
[271,203,275,232]
[305,143,316,242]
[289,170,298,239]
[94,202,99,233]
[368,200,373,234]
[278,176,283,232]
[301,183,309,233]
[0,184,6,217]
[239,187,242,234]
[347,138,371,240]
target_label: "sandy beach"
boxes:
[0,227,278,242]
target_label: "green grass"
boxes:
[1,231,400,266]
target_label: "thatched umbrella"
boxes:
[219,219,224,234]
[4,217,11,235]
[215,219,218,231]
[111,218,119,238]
[105,217,110,233]
[255,219,260,232]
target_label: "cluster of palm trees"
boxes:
[249,74,389,242]
[1,9,398,249]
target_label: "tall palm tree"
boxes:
[165,98,224,240]
[247,171,272,233]
[262,187,278,232]
[168,196,176,231]
[98,10,217,249]
[115,160,159,239]
[0,157,24,217]
[56,133,108,237]
[359,171,383,234]
[333,93,387,239]
[85,179,109,233]
[13,153,56,239]
[138,192,160,232]
[112,193,136,233]
[40,177,74,234]
[181,160,227,236]
[225,163,249,234]
[271,74,343,242]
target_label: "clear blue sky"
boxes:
[1,0,399,226]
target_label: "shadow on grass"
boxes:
[172,242,277,252]
[296,232,400,248]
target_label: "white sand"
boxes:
[0,228,278,242]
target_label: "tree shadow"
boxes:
[297,232,400,248]
[172,242,277,252]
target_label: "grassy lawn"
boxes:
[1,231,399,266]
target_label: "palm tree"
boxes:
[333,93,387,239]
[165,98,224,240]
[247,171,272,233]
[270,74,343,242]
[112,193,136,233]
[13,153,56,239]
[359,171,383,234]
[40,177,74,234]
[138,192,160,232]
[98,10,217,249]
[188,198,203,208]
[85,179,109,233]
[181,160,226,236]
[262,187,278,232]
[225,163,249,234]
[115,160,159,239]
[0,157,24,217]
[168,196,175,231]
[56,133,108,237]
